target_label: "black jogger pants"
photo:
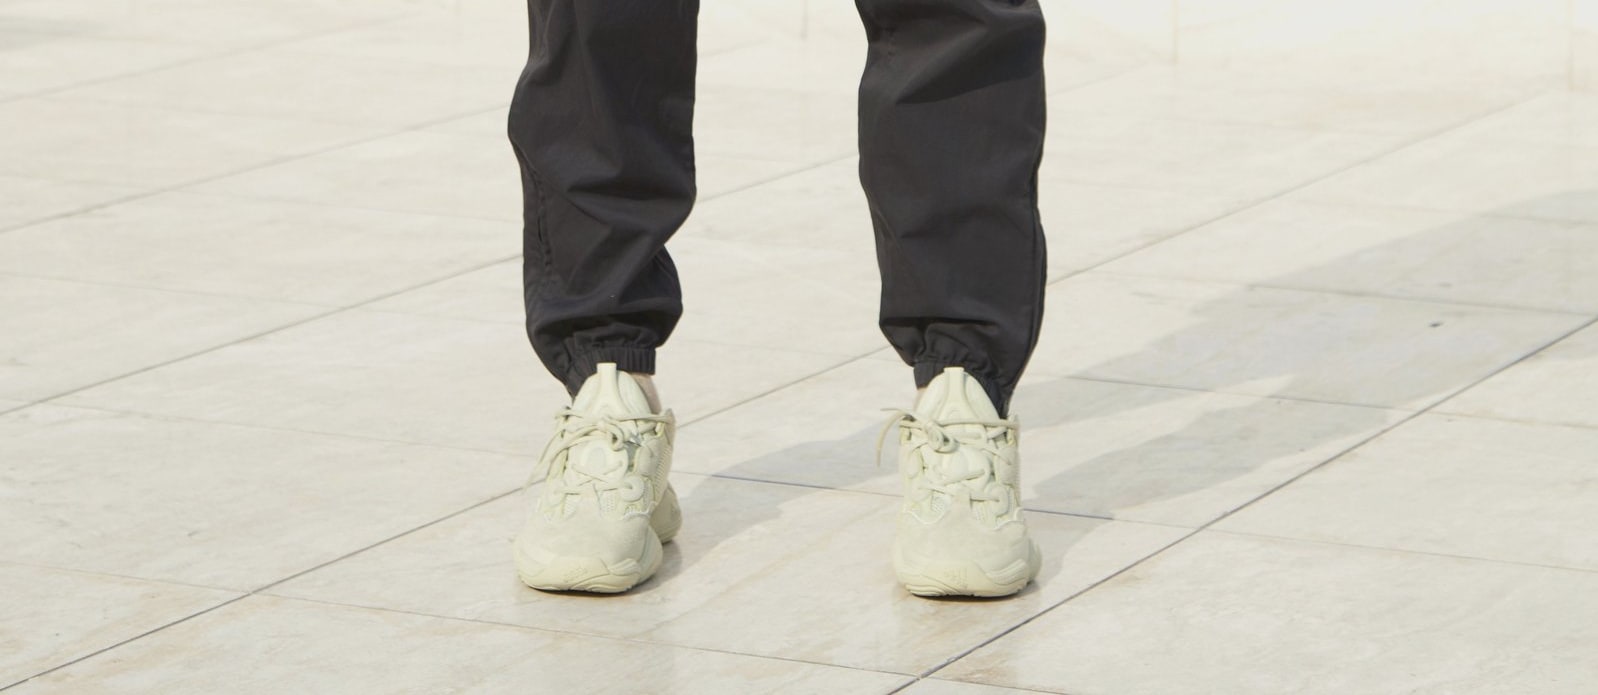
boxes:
[508,0,1048,416]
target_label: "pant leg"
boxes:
[855,0,1048,417]
[509,0,699,396]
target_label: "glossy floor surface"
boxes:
[4,1,1598,693]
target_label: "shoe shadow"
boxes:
[664,192,1598,595]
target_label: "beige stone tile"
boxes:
[191,128,520,221]
[269,476,885,638]
[681,150,1244,279]
[190,126,809,223]
[422,107,505,137]
[273,13,526,69]
[8,595,910,694]
[0,176,143,231]
[899,679,1049,695]
[1041,0,1174,65]
[1437,321,1598,430]
[0,405,529,589]
[1577,0,1598,91]
[773,0,858,40]
[391,0,522,26]
[0,192,510,305]
[363,233,876,366]
[1008,376,1406,526]
[269,475,1186,674]
[802,0,1165,90]
[1025,272,1585,409]
[366,238,882,359]
[700,2,802,55]
[694,84,856,164]
[1442,92,1598,149]
[1103,199,1598,313]
[697,154,842,200]
[1176,0,1568,93]
[363,258,523,324]
[0,32,204,95]
[1042,111,1405,201]
[50,48,511,128]
[673,360,1406,527]
[0,98,371,187]
[1295,131,1598,224]
[661,359,914,495]
[684,156,872,250]
[1036,172,1249,274]
[0,563,236,687]
[58,308,843,452]
[1217,414,1598,571]
[664,360,907,492]
[638,500,1182,673]
[1050,65,1521,136]
[698,36,864,95]
[0,275,322,401]
[939,532,1598,694]
[669,235,883,356]
[53,308,553,452]
[0,0,419,47]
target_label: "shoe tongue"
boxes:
[914,367,999,421]
[571,363,654,416]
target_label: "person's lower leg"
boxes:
[854,0,1048,416]
[509,0,700,395]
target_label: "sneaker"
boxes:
[884,366,1040,597]
[514,363,681,593]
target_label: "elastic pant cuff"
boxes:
[564,346,657,396]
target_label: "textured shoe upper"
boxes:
[529,364,674,523]
[891,367,1022,528]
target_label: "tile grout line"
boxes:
[0,99,511,238]
[0,12,423,108]
[9,95,860,413]
[1043,80,1553,140]
[0,269,342,308]
[0,559,241,595]
[903,83,1591,669]
[1086,267,1598,317]
[3,479,913,689]
[1198,313,1598,530]
[246,595,923,682]
[1028,88,1559,295]
[0,592,251,691]
[913,308,1598,683]
[1256,195,1598,229]
[11,303,1594,689]
[1042,63,1153,98]
[1201,527,1598,579]
[0,43,1571,694]
[14,251,518,412]
[0,351,901,689]
[0,484,520,691]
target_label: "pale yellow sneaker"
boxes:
[884,366,1040,597]
[514,363,681,593]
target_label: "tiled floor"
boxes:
[4,1,1598,693]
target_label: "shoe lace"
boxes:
[875,408,1018,510]
[526,408,672,500]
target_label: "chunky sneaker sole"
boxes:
[515,486,681,593]
[894,538,1042,598]
[888,366,1041,598]
[514,363,679,594]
